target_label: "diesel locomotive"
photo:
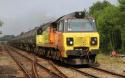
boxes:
[9,11,100,65]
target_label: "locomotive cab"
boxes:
[55,12,99,65]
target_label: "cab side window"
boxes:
[58,21,64,32]
[37,28,43,35]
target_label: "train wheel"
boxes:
[34,47,38,54]
[40,48,43,56]
[47,50,49,57]
[59,57,63,61]
[89,56,95,65]
[56,51,59,60]
[53,51,57,60]
[39,48,43,56]
[50,48,54,59]
[42,48,46,57]
[26,46,29,52]
[88,53,99,67]
[49,49,52,58]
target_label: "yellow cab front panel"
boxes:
[62,32,99,58]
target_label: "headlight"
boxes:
[66,38,74,46]
[91,37,97,45]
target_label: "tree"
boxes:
[119,0,125,11]
[0,20,3,26]
[89,0,111,18]
[89,1,112,53]
[118,0,125,26]
[89,1,122,53]
[0,20,3,34]
[118,0,125,53]
[111,29,122,51]
[88,0,125,54]
[98,5,120,52]
[0,35,15,41]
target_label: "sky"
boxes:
[0,0,118,36]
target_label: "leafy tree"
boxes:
[89,1,122,53]
[118,0,125,53]
[111,29,122,51]
[98,5,120,53]
[119,0,125,11]
[0,35,15,41]
[89,0,111,18]
[0,20,3,26]
[118,0,125,26]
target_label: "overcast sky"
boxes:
[0,0,118,36]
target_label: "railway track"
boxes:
[8,46,97,78]
[32,56,40,78]
[48,61,69,78]
[90,66,125,78]
[70,67,98,78]
[7,45,66,78]
[5,46,39,78]
[70,67,125,78]
[7,45,125,78]
[49,58,125,78]
[70,66,125,78]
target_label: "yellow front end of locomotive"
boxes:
[62,32,99,58]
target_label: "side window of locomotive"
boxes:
[58,21,64,32]
[37,28,43,35]
[53,27,57,32]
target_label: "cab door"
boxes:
[49,27,56,46]
[55,21,65,57]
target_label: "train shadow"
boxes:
[8,47,95,68]
[36,55,90,68]
[52,60,90,68]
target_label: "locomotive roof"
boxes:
[9,11,93,41]
[52,11,95,25]
[55,11,86,22]
[39,11,86,29]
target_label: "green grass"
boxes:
[96,53,122,63]
[96,53,125,70]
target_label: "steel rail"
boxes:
[7,45,125,78]
[48,61,69,78]
[32,59,40,78]
[9,46,63,78]
[91,66,125,78]
[6,48,32,78]
[70,67,99,78]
